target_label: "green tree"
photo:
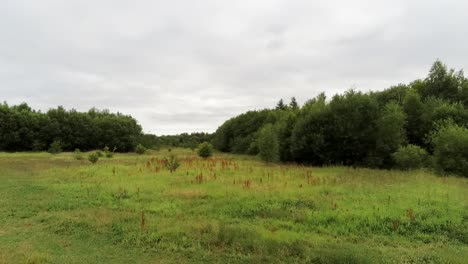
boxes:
[48,140,62,154]
[420,60,459,102]
[289,97,299,110]
[291,94,329,164]
[430,122,468,177]
[164,154,180,173]
[257,124,279,163]
[327,90,379,166]
[403,90,428,147]
[135,144,146,154]
[392,145,428,170]
[197,142,214,159]
[277,111,297,162]
[212,110,271,153]
[276,99,287,110]
[370,102,406,167]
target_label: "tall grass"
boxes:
[0,149,466,263]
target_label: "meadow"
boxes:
[0,149,467,263]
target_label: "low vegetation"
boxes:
[197,142,214,159]
[87,152,99,164]
[73,148,84,160]
[392,145,428,170]
[0,149,466,263]
[164,154,181,173]
[135,144,147,155]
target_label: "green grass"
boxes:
[0,149,467,263]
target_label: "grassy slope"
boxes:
[0,149,467,263]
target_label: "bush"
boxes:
[74,149,84,160]
[197,142,214,159]
[88,152,99,164]
[135,144,146,155]
[164,154,180,173]
[430,123,468,176]
[392,145,428,170]
[104,146,115,158]
[96,150,103,157]
[48,140,62,154]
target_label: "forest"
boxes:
[1,60,467,176]
[0,105,142,152]
[213,60,468,176]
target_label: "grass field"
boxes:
[0,149,467,263]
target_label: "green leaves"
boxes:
[257,124,279,163]
[430,123,468,176]
[197,142,214,159]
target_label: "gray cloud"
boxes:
[1,0,467,134]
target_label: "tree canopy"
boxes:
[0,104,142,152]
[212,60,468,176]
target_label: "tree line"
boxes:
[0,104,142,152]
[212,60,468,176]
[138,132,213,150]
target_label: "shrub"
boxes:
[164,154,180,173]
[197,142,214,159]
[48,140,62,154]
[96,150,103,157]
[88,152,99,164]
[135,144,146,155]
[104,146,115,158]
[392,144,428,170]
[430,123,468,176]
[74,149,83,160]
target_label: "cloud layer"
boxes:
[1,0,467,134]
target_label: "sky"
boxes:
[1,0,468,135]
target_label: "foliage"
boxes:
[88,152,99,164]
[139,132,213,150]
[276,111,297,162]
[419,60,461,102]
[212,110,271,153]
[104,146,115,158]
[0,104,141,152]
[403,90,429,147]
[212,60,468,173]
[197,142,213,159]
[164,154,180,173]
[135,144,147,155]
[371,102,406,167]
[392,145,428,170]
[430,123,468,176]
[291,94,329,164]
[48,140,62,154]
[257,124,279,163]
[289,97,299,110]
[73,149,84,160]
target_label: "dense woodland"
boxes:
[0,105,142,152]
[139,133,213,150]
[213,60,468,176]
[1,60,467,176]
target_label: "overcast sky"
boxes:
[1,0,467,134]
